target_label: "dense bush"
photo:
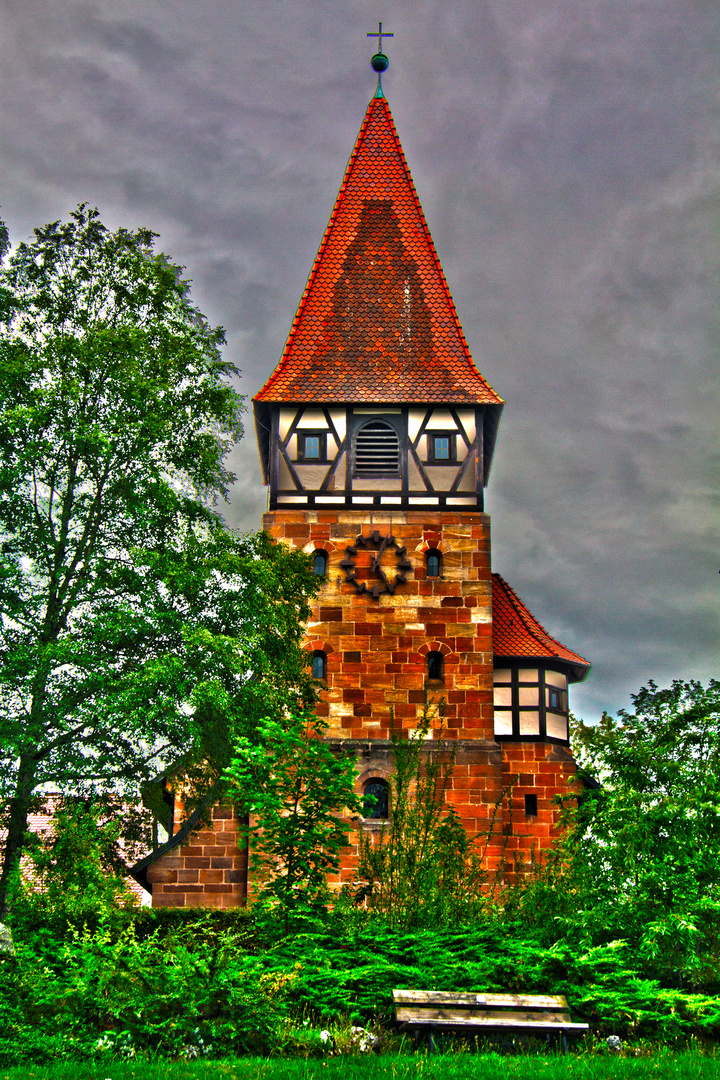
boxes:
[0,909,293,1063]
[3,905,720,1064]
[2,680,720,1063]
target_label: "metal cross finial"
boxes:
[367,21,393,53]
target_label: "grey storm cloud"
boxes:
[0,0,718,721]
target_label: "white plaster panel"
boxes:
[546,714,569,740]
[295,464,327,488]
[353,477,402,491]
[296,409,329,429]
[286,433,297,459]
[519,711,540,735]
[278,458,294,489]
[494,711,513,735]
[279,408,298,439]
[329,409,346,440]
[408,457,423,490]
[545,671,567,688]
[425,465,456,491]
[408,408,427,442]
[424,409,457,430]
[334,455,346,486]
[327,434,337,455]
[457,463,476,492]
[456,409,476,444]
[416,434,428,460]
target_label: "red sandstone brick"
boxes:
[147,866,178,884]
[199,869,224,884]
[154,856,184,870]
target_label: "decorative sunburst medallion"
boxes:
[340,531,413,598]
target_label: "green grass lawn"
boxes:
[2,1050,719,1080]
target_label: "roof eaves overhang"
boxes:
[493,652,592,685]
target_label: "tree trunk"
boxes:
[0,758,37,918]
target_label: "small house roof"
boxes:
[492,573,591,682]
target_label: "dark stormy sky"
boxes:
[1,0,718,722]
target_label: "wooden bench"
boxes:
[393,989,589,1053]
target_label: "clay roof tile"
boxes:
[255,95,503,407]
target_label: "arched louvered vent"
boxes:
[355,420,400,475]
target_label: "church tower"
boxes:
[253,46,591,883]
[136,43,591,907]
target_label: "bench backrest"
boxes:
[393,989,572,1026]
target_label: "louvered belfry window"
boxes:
[355,420,400,476]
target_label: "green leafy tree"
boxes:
[521,680,720,986]
[12,796,141,920]
[227,711,361,933]
[0,206,317,914]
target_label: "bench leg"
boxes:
[412,1030,436,1055]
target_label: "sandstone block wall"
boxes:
[147,508,580,906]
[147,804,248,908]
[263,509,494,742]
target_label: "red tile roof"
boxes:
[492,573,591,680]
[255,96,503,406]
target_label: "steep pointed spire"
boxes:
[255,95,503,407]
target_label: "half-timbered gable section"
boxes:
[267,403,489,509]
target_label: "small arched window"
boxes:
[363,778,389,820]
[313,550,327,577]
[311,651,327,680]
[426,550,442,578]
[427,651,444,681]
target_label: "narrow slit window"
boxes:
[311,651,327,680]
[363,779,389,820]
[426,550,441,578]
[313,551,327,576]
[427,651,444,681]
[524,794,538,817]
